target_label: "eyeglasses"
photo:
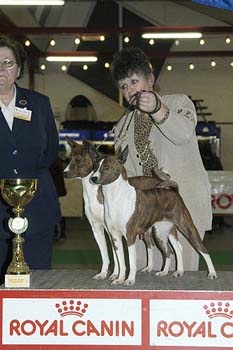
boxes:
[0,59,17,70]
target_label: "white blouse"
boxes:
[0,87,16,130]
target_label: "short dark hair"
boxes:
[111,47,153,84]
[0,36,27,79]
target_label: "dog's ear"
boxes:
[66,136,83,153]
[66,136,76,148]
[118,145,128,164]
[82,138,92,151]
[87,142,101,163]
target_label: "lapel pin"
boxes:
[19,99,27,106]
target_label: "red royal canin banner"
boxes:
[0,289,233,349]
[208,171,233,215]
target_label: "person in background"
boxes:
[110,47,212,272]
[50,143,67,240]
[0,36,61,283]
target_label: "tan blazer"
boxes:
[114,94,212,234]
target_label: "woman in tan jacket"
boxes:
[111,47,212,272]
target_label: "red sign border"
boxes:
[0,289,233,350]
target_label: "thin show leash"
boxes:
[95,92,140,150]
[95,91,176,150]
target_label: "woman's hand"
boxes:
[136,90,169,124]
[137,91,161,114]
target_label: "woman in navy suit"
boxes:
[0,36,61,284]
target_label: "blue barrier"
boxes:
[59,130,91,141]
[196,122,221,138]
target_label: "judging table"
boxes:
[0,270,233,350]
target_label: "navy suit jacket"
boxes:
[0,85,61,239]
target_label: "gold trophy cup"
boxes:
[0,178,38,288]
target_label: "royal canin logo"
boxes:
[55,300,89,317]
[203,302,233,319]
[9,299,135,338]
[156,301,233,340]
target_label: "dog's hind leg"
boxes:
[152,222,174,276]
[179,224,217,279]
[140,228,154,273]
[175,206,217,279]
[168,228,184,278]
[198,251,217,279]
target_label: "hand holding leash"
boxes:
[135,90,161,115]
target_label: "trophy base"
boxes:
[5,274,30,288]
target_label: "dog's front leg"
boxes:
[110,234,126,285]
[124,243,137,285]
[90,223,110,280]
[109,247,120,281]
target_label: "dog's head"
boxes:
[90,145,129,185]
[64,137,100,178]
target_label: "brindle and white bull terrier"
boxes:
[89,145,217,286]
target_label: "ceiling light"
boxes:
[50,39,56,46]
[189,63,195,70]
[167,65,172,71]
[81,35,104,42]
[199,38,205,45]
[149,39,155,45]
[75,38,81,45]
[40,64,46,70]
[124,36,130,43]
[83,65,88,70]
[25,40,31,47]
[104,62,110,68]
[142,32,202,39]
[210,60,216,67]
[61,65,67,71]
[46,56,98,62]
[0,0,64,4]
[225,36,231,44]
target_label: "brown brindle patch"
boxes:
[98,156,124,185]
[129,176,178,191]
[125,187,208,254]
[151,226,173,258]
[97,185,104,205]
[129,176,163,190]
[143,229,153,249]
[65,137,96,178]
[122,167,128,181]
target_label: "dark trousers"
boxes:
[0,228,54,285]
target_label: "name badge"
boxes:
[14,107,32,121]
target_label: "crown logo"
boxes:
[55,300,89,317]
[203,302,233,319]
